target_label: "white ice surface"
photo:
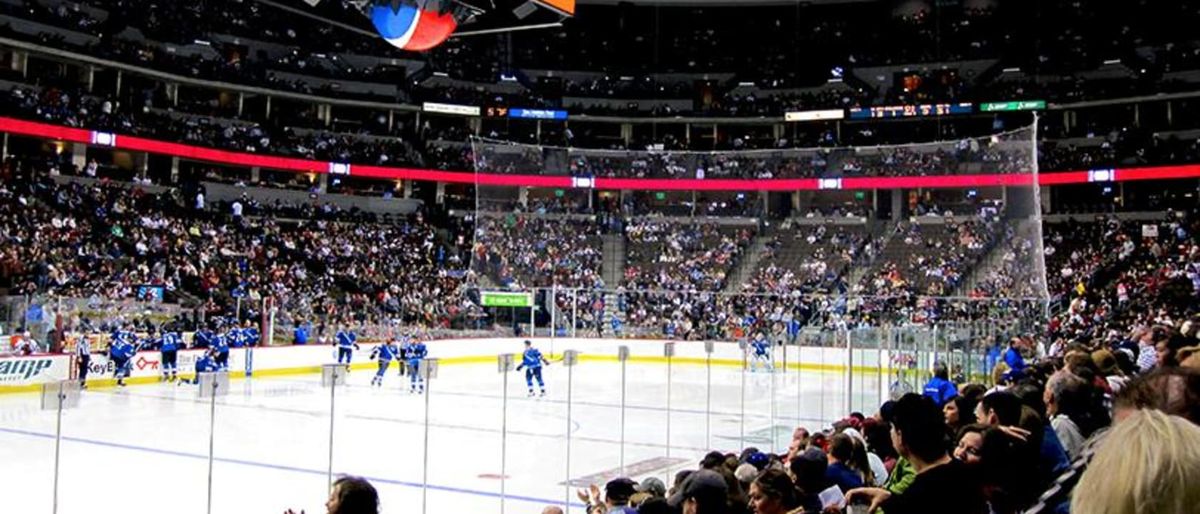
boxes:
[1,360,886,514]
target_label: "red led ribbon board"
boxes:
[3,116,1199,191]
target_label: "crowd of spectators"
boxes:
[8,0,1200,124]
[855,219,1001,298]
[744,224,873,298]
[4,62,1200,181]
[3,85,433,169]
[617,221,754,338]
[0,157,487,340]
[471,215,604,290]
[555,314,1200,514]
[3,3,1200,511]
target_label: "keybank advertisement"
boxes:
[86,349,245,379]
[0,354,70,385]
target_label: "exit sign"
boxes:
[980,100,1046,112]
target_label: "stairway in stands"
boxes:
[724,232,774,293]
[845,220,896,287]
[958,218,1038,296]
[601,233,626,288]
[600,233,627,332]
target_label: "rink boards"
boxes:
[0,337,914,393]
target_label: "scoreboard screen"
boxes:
[848,103,974,120]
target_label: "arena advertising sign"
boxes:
[423,102,481,116]
[784,109,845,122]
[509,108,569,120]
[980,100,1046,112]
[86,349,244,379]
[0,354,71,386]
[481,291,534,308]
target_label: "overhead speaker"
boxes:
[513,1,537,19]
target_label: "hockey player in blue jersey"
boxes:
[193,325,213,349]
[212,326,231,371]
[749,331,773,372]
[404,336,429,394]
[370,338,402,387]
[516,340,550,397]
[786,317,802,345]
[160,326,183,382]
[227,325,246,348]
[335,326,360,364]
[242,321,260,347]
[180,349,219,385]
[109,324,137,387]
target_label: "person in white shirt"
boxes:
[1136,327,1160,373]
[13,331,37,355]
[1044,371,1087,459]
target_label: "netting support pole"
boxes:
[207,378,219,514]
[422,364,433,514]
[51,385,64,514]
[664,343,674,484]
[705,343,713,450]
[499,354,510,514]
[564,356,575,512]
[264,296,274,347]
[796,336,803,428]
[769,348,777,452]
[619,345,628,473]
[877,328,885,405]
[550,285,557,356]
[845,329,853,416]
[932,325,940,370]
[782,330,788,375]
[571,289,578,339]
[326,370,336,494]
[739,345,746,450]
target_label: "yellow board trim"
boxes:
[0,354,898,394]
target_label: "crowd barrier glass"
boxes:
[8,312,1042,513]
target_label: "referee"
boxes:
[76,336,91,389]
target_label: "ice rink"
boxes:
[2,358,887,514]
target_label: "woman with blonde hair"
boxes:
[1071,409,1200,514]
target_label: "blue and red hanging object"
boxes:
[369,0,458,52]
[311,0,576,53]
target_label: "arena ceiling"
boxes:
[577,0,872,4]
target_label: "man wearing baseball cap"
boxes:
[580,478,640,514]
[605,478,639,513]
[638,477,667,498]
[667,469,729,514]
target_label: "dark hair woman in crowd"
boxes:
[944,395,979,436]
[748,469,801,514]
[953,424,986,466]
[327,476,379,514]
[788,448,829,513]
